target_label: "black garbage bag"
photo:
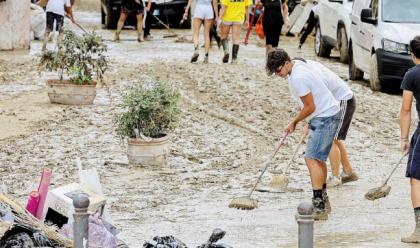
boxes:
[143,235,188,248]
[196,229,233,248]
[1,232,34,248]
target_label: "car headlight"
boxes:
[382,39,410,54]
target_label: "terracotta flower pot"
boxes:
[127,134,171,166]
[47,79,96,105]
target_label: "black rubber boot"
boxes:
[191,46,199,63]
[221,39,229,63]
[231,44,239,64]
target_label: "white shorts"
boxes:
[193,4,214,20]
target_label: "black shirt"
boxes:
[401,64,420,126]
[261,0,285,24]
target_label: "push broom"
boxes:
[365,153,407,201]
[228,132,288,210]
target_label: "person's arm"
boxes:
[183,0,193,20]
[284,92,315,133]
[244,5,251,27]
[219,4,227,20]
[65,6,75,23]
[282,1,289,27]
[146,0,152,11]
[400,90,413,154]
[212,0,219,21]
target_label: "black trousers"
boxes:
[299,10,316,45]
[144,2,156,37]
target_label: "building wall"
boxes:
[0,0,31,50]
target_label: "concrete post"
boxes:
[73,194,90,248]
[296,202,314,248]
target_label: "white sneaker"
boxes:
[327,174,342,188]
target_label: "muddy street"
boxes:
[0,4,418,248]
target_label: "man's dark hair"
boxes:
[266,48,291,75]
[410,36,420,59]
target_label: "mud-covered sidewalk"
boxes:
[0,6,418,247]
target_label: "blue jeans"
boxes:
[305,111,341,162]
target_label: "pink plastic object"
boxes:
[26,191,40,216]
[35,168,52,219]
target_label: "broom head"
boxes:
[270,173,289,189]
[365,184,391,201]
[228,197,258,210]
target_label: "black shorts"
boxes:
[334,96,356,140]
[407,129,420,180]
[121,2,144,15]
[46,12,64,33]
[263,22,283,47]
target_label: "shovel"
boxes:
[365,153,407,201]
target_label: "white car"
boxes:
[314,0,354,63]
[349,0,419,91]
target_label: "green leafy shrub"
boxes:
[39,30,107,85]
[115,80,181,139]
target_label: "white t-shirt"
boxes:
[305,60,353,101]
[46,0,71,16]
[287,60,340,119]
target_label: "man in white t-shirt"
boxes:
[306,60,359,188]
[266,49,341,220]
[41,0,75,50]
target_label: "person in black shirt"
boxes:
[256,0,289,56]
[400,36,420,243]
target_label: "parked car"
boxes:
[314,0,354,63]
[349,0,418,91]
[101,0,187,29]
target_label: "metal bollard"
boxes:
[73,194,90,248]
[296,202,314,248]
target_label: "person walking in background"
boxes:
[218,0,252,64]
[266,49,341,220]
[115,0,145,42]
[256,0,289,56]
[184,0,219,63]
[143,0,155,41]
[400,36,420,244]
[41,0,75,51]
[298,0,317,49]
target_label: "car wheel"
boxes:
[369,53,382,91]
[348,43,364,81]
[314,23,331,57]
[338,27,349,63]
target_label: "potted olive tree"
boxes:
[115,80,181,166]
[39,30,107,105]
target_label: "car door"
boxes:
[324,0,341,42]
[352,0,374,72]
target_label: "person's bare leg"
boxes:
[190,18,203,62]
[115,13,128,41]
[305,158,327,190]
[136,14,143,42]
[265,45,273,57]
[402,178,420,243]
[329,141,341,177]
[203,19,213,63]
[42,31,50,50]
[336,140,352,174]
[220,24,231,63]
